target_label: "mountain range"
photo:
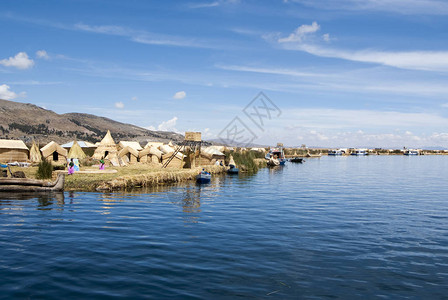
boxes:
[0,99,184,145]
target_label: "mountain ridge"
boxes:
[0,99,184,145]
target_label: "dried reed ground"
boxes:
[10,164,226,191]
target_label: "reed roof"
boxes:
[118,141,143,151]
[62,140,97,148]
[99,130,116,146]
[159,144,175,154]
[68,140,87,159]
[202,147,225,156]
[118,146,139,158]
[138,146,163,159]
[144,141,164,149]
[41,141,68,158]
[0,139,28,150]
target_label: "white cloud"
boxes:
[275,22,448,72]
[262,107,448,146]
[0,52,34,69]
[278,21,320,43]
[173,91,186,100]
[287,108,448,129]
[291,0,448,15]
[0,84,25,100]
[216,64,328,78]
[115,101,124,109]
[189,1,220,8]
[36,50,50,60]
[157,117,178,132]
[188,0,240,8]
[131,96,138,101]
[203,127,214,138]
[75,23,216,49]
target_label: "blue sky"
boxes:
[2,0,448,148]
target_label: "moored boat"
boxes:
[0,173,65,192]
[328,149,344,156]
[265,145,286,166]
[351,149,368,156]
[196,171,211,183]
[290,157,304,163]
[227,166,239,174]
[227,155,239,174]
[403,149,421,155]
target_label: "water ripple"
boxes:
[0,156,448,299]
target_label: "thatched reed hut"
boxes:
[0,139,29,162]
[139,146,162,164]
[197,147,225,166]
[67,140,86,160]
[41,141,67,164]
[117,146,139,165]
[62,140,96,151]
[29,141,42,163]
[159,144,175,155]
[118,141,143,151]
[92,130,118,162]
[162,152,185,168]
[144,142,164,149]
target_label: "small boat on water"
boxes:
[0,173,65,192]
[265,145,286,166]
[290,157,304,163]
[328,149,344,156]
[403,149,421,156]
[227,166,239,174]
[196,171,211,184]
[227,155,239,174]
[351,149,368,156]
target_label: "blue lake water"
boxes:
[1,156,448,299]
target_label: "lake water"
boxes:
[1,156,448,299]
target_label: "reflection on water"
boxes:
[0,192,65,210]
[268,165,286,175]
[1,156,448,299]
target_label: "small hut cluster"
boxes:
[0,131,232,169]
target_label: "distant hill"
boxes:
[0,99,184,145]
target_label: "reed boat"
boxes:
[0,173,65,192]
[265,146,286,166]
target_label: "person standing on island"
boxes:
[68,158,75,175]
[99,157,105,170]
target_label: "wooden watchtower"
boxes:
[162,132,202,168]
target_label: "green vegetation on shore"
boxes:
[36,159,53,179]
[224,150,266,173]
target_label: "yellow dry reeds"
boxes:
[95,165,224,191]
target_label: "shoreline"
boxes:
[7,153,445,192]
[10,165,227,192]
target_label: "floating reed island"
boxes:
[1,131,269,191]
[2,131,447,191]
